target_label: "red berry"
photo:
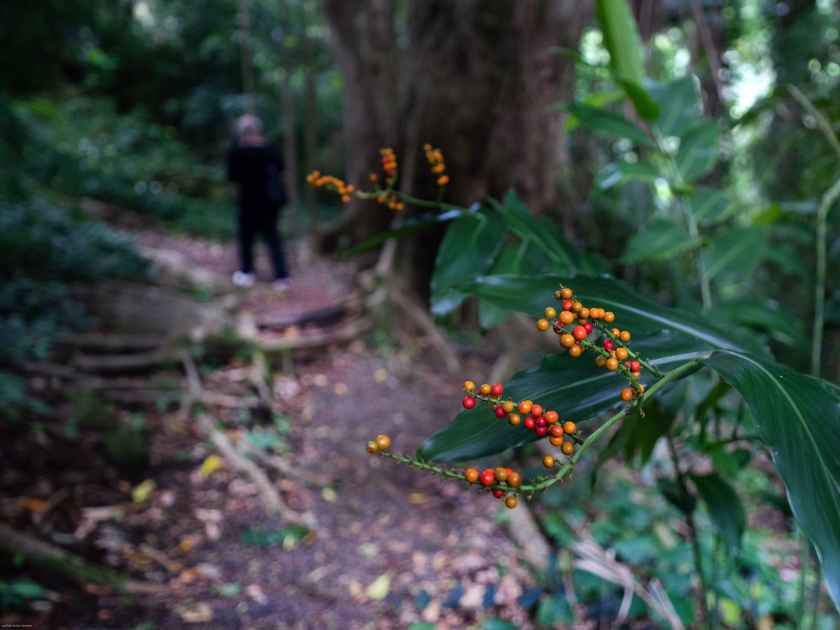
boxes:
[562,299,573,310]
[536,417,547,428]
[603,339,615,352]
[531,404,544,418]
[523,416,536,430]
[480,469,496,486]
[572,325,587,340]
[490,383,504,397]
[549,424,564,438]
[463,396,476,409]
[494,406,507,418]
[630,360,641,372]
[584,322,593,334]
[492,488,505,498]
[535,426,548,437]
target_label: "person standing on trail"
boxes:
[226,113,290,290]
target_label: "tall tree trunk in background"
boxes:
[322,0,589,292]
[281,71,300,209]
[239,0,256,105]
[302,12,320,237]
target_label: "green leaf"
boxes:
[490,191,578,271]
[657,477,696,515]
[596,0,644,86]
[430,211,506,316]
[648,77,704,138]
[703,350,840,610]
[460,274,765,354]
[691,472,746,552]
[479,241,542,329]
[675,122,719,182]
[717,299,805,347]
[596,160,660,190]
[705,227,767,280]
[621,220,702,263]
[567,103,653,146]
[686,187,734,226]
[618,79,661,121]
[418,332,707,462]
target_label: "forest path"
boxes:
[30,224,537,629]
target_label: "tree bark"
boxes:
[322,0,589,290]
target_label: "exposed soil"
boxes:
[1,226,538,629]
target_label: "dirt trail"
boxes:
[4,228,537,629]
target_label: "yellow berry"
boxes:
[464,380,476,392]
[536,318,550,332]
[544,307,557,319]
[502,400,515,413]
[543,455,556,469]
[480,383,492,396]
[375,434,391,450]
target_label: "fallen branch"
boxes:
[59,332,166,351]
[0,523,159,594]
[74,349,179,373]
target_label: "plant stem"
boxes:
[666,432,711,629]
[355,189,470,213]
[810,176,840,377]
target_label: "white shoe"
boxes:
[273,279,290,292]
[232,271,255,288]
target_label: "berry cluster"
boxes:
[536,286,648,401]
[305,171,354,203]
[464,466,521,509]
[462,380,578,457]
[379,147,397,179]
[423,143,448,187]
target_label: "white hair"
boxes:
[235,114,263,138]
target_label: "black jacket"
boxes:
[226,143,285,209]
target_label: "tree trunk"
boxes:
[322,0,589,290]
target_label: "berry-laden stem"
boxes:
[593,322,664,378]
[377,451,471,482]
[509,358,702,495]
[355,188,470,214]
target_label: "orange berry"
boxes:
[572,301,583,312]
[560,333,575,348]
[507,471,522,487]
[544,307,558,319]
[579,308,590,319]
[537,318,550,331]
[561,441,575,456]
[620,330,631,342]
[375,434,391,450]
[604,311,615,323]
[495,467,510,482]
[544,410,559,424]
[563,421,576,434]
[620,387,634,401]
[569,344,583,358]
[543,455,556,469]
[480,383,492,396]
[559,310,575,325]
[616,347,629,360]
[549,436,565,447]
[505,495,518,509]
[502,400,515,413]
[560,288,573,299]
[367,440,379,454]
[508,413,522,426]
[517,400,532,415]
[464,380,476,392]
[606,358,619,371]
[595,356,606,367]
[531,404,544,418]
[465,468,480,483]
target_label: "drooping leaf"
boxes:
[705,226,768,280]
[621,220,701,263]
[647,76,704,138]
[418,331,707,462]
[716,299,805,347]
[675,122,719,182]
[691,472,746,552]
[490,191,578,271]
[703,350,840,609]
[657,477,696,515]
[618,79,661,121]
[430,210,506,316]
[596,160,660,190]
[567,103,653,147]
[479,240,543,330]
[686,187,734,226]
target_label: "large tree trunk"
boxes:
[322,0,589,292]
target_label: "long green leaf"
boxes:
[596,160,660,190]
[418,332,707,462]
[621,219,702,263]
[704,350,840,609]
[705,227,768,280]
[596,0,644,86]
[567,103,653,146]
[691,472,746,553]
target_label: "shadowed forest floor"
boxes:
[1,225,538,630]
